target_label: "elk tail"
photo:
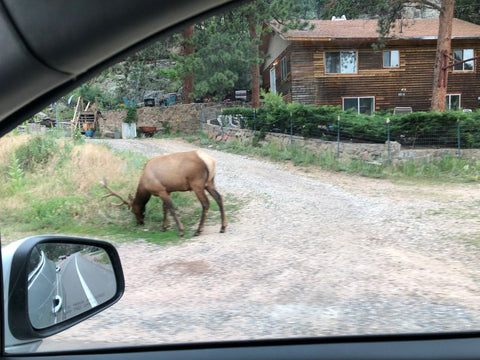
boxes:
[196,150,216,183]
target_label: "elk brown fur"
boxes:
[103,150,227,236]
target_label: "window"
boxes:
[325,51,357,74]
[453,49,474,71]
[280,56,288,81]
[383,50,399,68]
[446,94,461,110]
[343,97,375,114]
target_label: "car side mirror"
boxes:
[3,236,124,348]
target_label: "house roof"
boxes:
[271,18,480,41]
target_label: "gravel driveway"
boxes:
[41,138,480,351]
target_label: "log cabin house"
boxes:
[262,18,480,113]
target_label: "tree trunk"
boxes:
[248,12,260,109]
[431,0,455,112]
[182,25,195,104]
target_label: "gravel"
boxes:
[40,138,480,351]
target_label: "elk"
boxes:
[102,150,227,236]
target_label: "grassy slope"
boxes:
[0,134,230,245]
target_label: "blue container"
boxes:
[85,129,94,137]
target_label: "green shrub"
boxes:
[223,105,480,148]
[124,106,138,124]
[14,135,57,170]
[6,154,26,194]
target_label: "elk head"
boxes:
[101,178,139,219]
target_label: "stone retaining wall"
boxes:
[97,104,480,163]
[203,123,480,164]
[98,103,233,138]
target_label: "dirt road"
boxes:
[41,138,480,351]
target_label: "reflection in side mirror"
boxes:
[28,243,117,329]
[4,235,124,348]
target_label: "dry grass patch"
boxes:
[0,134,29,165]
[70,143,129,193]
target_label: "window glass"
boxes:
[383,50,399,68]
[454,49,474,71]
[343,97,374,114]
[446,94,461,110]
[281,57,288,80]
[326,51,356,74]
[359,97,374,114]
[341,51,357,73]
[343,97,359,112]
[464,49,474,70]
[325,52,340,73]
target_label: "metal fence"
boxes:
[202,110,480,155]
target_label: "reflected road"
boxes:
[58,252,116,320]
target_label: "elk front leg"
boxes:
[161,201,169,232]
[158,193,185,236]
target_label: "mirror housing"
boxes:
[3,236,124,346]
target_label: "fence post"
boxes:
[337,115,340,158]
[290,112,293,146]
[386,117,391,164]
[220,112,225,135]
[457,118,461,157]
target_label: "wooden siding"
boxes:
[311,41,439,111]
[263,39,480,111]
[263,47,293,99]
[288,42,317,105]
[448,41,480,110]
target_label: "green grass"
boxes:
[0,133,238,245]
[187,131,480,183]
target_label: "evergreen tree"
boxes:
[454,0,480,24]
[170,0,308,107]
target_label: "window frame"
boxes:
[453,49,475,72]
[280,56,288,81]
[342,96,375,114]
[446,94,461,110]
[325,51,358,74]
[383,50,400,68]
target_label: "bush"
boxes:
[14,135,57,170]
[222,102,480,148]
[124,106,138,124]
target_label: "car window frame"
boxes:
[2,1,480,359]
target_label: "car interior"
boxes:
[1,0,480,359]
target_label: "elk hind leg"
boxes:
[206,184,227,233]
[193,188,210,236]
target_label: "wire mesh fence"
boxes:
[202,109,480,155]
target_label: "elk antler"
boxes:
[101,177,132,208]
